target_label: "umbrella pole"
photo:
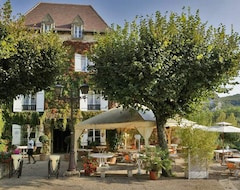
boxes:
[221,133,225,165]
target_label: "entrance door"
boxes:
[53,129,70,153]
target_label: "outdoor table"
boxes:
[226,158,240,176]
[78,149,93,155]
[214,149,237,161]
[89,153,114,167]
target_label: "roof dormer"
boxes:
[41,13,54,33]
[71,15,84,39]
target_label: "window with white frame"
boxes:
[87,92,101,110]
[72,15,84,39]
[41,14,54,33]
[73,25,83,38]
[22,94,36,111]
[74,53,93,72]
[42,23,52,32]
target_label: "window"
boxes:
[73,25,83,38]
[42,23,52,32]
[88,129,100,144]
[74,53,93,72]
[22,94,36,111]
[88,92,101,110]
[41,14,54,33]
[72,15,84,39]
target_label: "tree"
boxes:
[216,111,227,123]
[0,0,68,103]
[88,9,240,176]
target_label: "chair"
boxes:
[226,162,237,175]
[107,157,117,165]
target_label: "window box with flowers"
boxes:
[83,157,98,176]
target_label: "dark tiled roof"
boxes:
[24,2,108,32]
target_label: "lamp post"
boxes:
[55,82,89,175]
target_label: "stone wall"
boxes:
[0,162,10,179]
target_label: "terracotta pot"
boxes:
[149,170,159,180]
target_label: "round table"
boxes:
[89,153,114,167]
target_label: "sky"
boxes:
[2,0,240,97]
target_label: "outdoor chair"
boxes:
[107,156,117,165]
[226,162,237,175]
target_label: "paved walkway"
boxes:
[0,155,239,190]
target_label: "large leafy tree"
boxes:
[0,0,68,103]
[88,9,240,175]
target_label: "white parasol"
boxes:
[208,122,240,149]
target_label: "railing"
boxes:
[88,104,100,110]
[22,105,36,111]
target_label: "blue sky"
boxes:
[2,0,240,96]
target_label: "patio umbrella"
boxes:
[207,122,240,149]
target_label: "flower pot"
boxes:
[84,170,94,176]
[149,170,159,180]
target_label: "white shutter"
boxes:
[80,98,88,111]
[100,96,108,111]
[36,90,44,112]
[13,95,23,112]
[100,129,106,145]
[75,53,81,72]
[12,124,21,145]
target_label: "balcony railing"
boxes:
[22,104,36,111]
[87,104,100,110]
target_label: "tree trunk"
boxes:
[155,112,172,177]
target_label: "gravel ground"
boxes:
[0,155,239,190]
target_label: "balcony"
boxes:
[87,104,100,110]
[22,104,36,111]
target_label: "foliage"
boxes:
[88,8,240,176]
[106,129,121,151]
[176,127,218,166]
[0,109,4,137]
[141,146,172,172]
[0,138,8,152]
[39,135,49,154]
[220,94,240,107]
[0,0,69,103]
[0,151,11,162]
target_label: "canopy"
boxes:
[75,106,156,148]
[75,106,198,147]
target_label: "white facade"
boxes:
[13,90,45,112]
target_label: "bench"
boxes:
[97,163,138,178]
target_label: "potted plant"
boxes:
[141,146,172,180]
[176,126,218,179]
[39,135,49,160]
